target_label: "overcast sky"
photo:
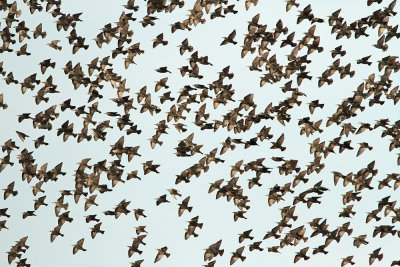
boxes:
[1,0,400,266]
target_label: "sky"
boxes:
[1,0,400,266]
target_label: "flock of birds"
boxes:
[1,0,400,266]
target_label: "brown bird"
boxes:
[153,33,168,48]
[16,44,31,56]
[85,214,100,224]
[204,240,224,261]
[0,208,10,218]
[271,134,286,151]
[16,131,29,142]
[50,225,64,242]
[0,94,7,110]
[3,182,18,200]
[123,0,139,11]
[84,195,98,211]
[33,23,47,39]
[133,209,147,221]
[155,194,169,206]
[221,30,237,45]
[341,256,355,266]
[34,196,48,210]
[230,246,246,265]
[47,40,62,51]
[178,38,193,55]
[238,230,254,243]
[130,260,144,267]
[285,0,299,11]
[357,142,373,156]
[353,235,369,248]
[135,226,148,235]
[22,210,36,219]
[72,238,86,254]
[357,55,372,65]
[369,248,383,265]
[294,247,310,263]
[90,223,105,239]
[155,67,171,74]
[178,196,192,216]
[154,246,170,263]
[167,188,182,199]
[0,220,8,231]
[142,161,160,174]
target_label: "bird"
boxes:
[47,40,62,50]
[155,194,169,206]
[155,67,171,74]
[153,33,168,48]
[341,256,355,266]
[3,182,18,200]
[369,248,383,265]
[204,240,224,261]
[142,161,160,174]
[90,223,105,239]
[72,238,86,254]
[230,246,246,265]
[221,30,237,45]
[154,247,170,263]
[271,134,286,151]
[50,226,64,242]
[238,229,254,243]
[0,220,8,231]
[294,247,310,263]
[178,196,192,216]
[178,38,193,55]
[133,209,147,221]
[285,0,299,11]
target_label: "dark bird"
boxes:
[178,196,192,216]
[153,33,168,48]
[271,134,286,151]
[133,209,147,221]
[369,248,383,265]
[294,247,310,263]
[341,256,355,266]
[230,246,246,265]
[221,30,237,45]
[0,220,8,231]
[142,161,160,174]
[155,194,169,206]
[178,38,193,55]
[238,229,253,243]
[3,182,18,200]
[90,223,105,239]
[47,40,62,51]
[155,67,171,73]
[285,0,299,11]
[357,55,372,65]
[167,188,182,199]
[50,225,64,242]
[72,238,86,254]
[0,94,7,109]
[204,240,224,261]
[154,247,170,263]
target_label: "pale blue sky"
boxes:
[1,0,400,266]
